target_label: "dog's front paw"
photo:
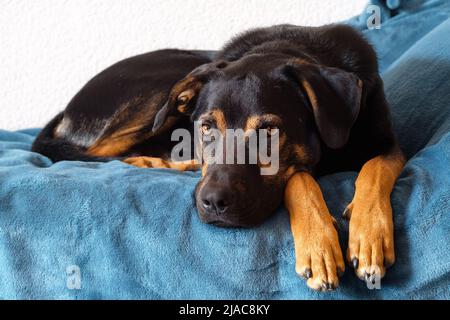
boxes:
[294,216,345,291]
[346,200,395,284]
[123,156,170,168]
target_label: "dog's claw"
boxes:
[352,258,359,269]
[368,272,378,283]
[364,272,377,284]
[320,282,335,291]
[305,268,313,279]
[338,268,345,277]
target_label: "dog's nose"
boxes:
[201,187,230,215]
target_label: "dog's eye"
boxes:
[201,124,212,135]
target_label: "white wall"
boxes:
[0,0,366,130]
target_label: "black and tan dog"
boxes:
[32,24,405,291]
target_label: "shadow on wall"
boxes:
[385,58,450,159]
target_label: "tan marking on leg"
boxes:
[168,159,201,171]
[87,115,178,157]
[346,150,405,282]
[123,157,200,171]
[285,172,345,291]
[87,136,138,157]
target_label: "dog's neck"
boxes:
[244,40,320,64]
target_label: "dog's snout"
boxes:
[201,184,230,215]
[196,164,280,228]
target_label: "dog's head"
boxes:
[153,54,362,227]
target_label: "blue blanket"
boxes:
[1,1,449,299]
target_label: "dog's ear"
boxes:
[152,62,223,133]
[285,60,363,149]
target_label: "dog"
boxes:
[32,24,405,291]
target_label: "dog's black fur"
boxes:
[32,49,213,162]
[215,24,396,175]
[32,24,398,227]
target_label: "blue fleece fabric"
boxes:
[1,1,449,299]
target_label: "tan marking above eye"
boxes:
[265,126,279,136]
[199,109,227,133]
[244,114,283,132]
[245,116,260,132]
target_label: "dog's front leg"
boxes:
[124,157,200,171]
[345,149,405,283]
[285,172,345,291]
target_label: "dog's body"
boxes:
[32,24,405,291]
[32,49,213,162]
